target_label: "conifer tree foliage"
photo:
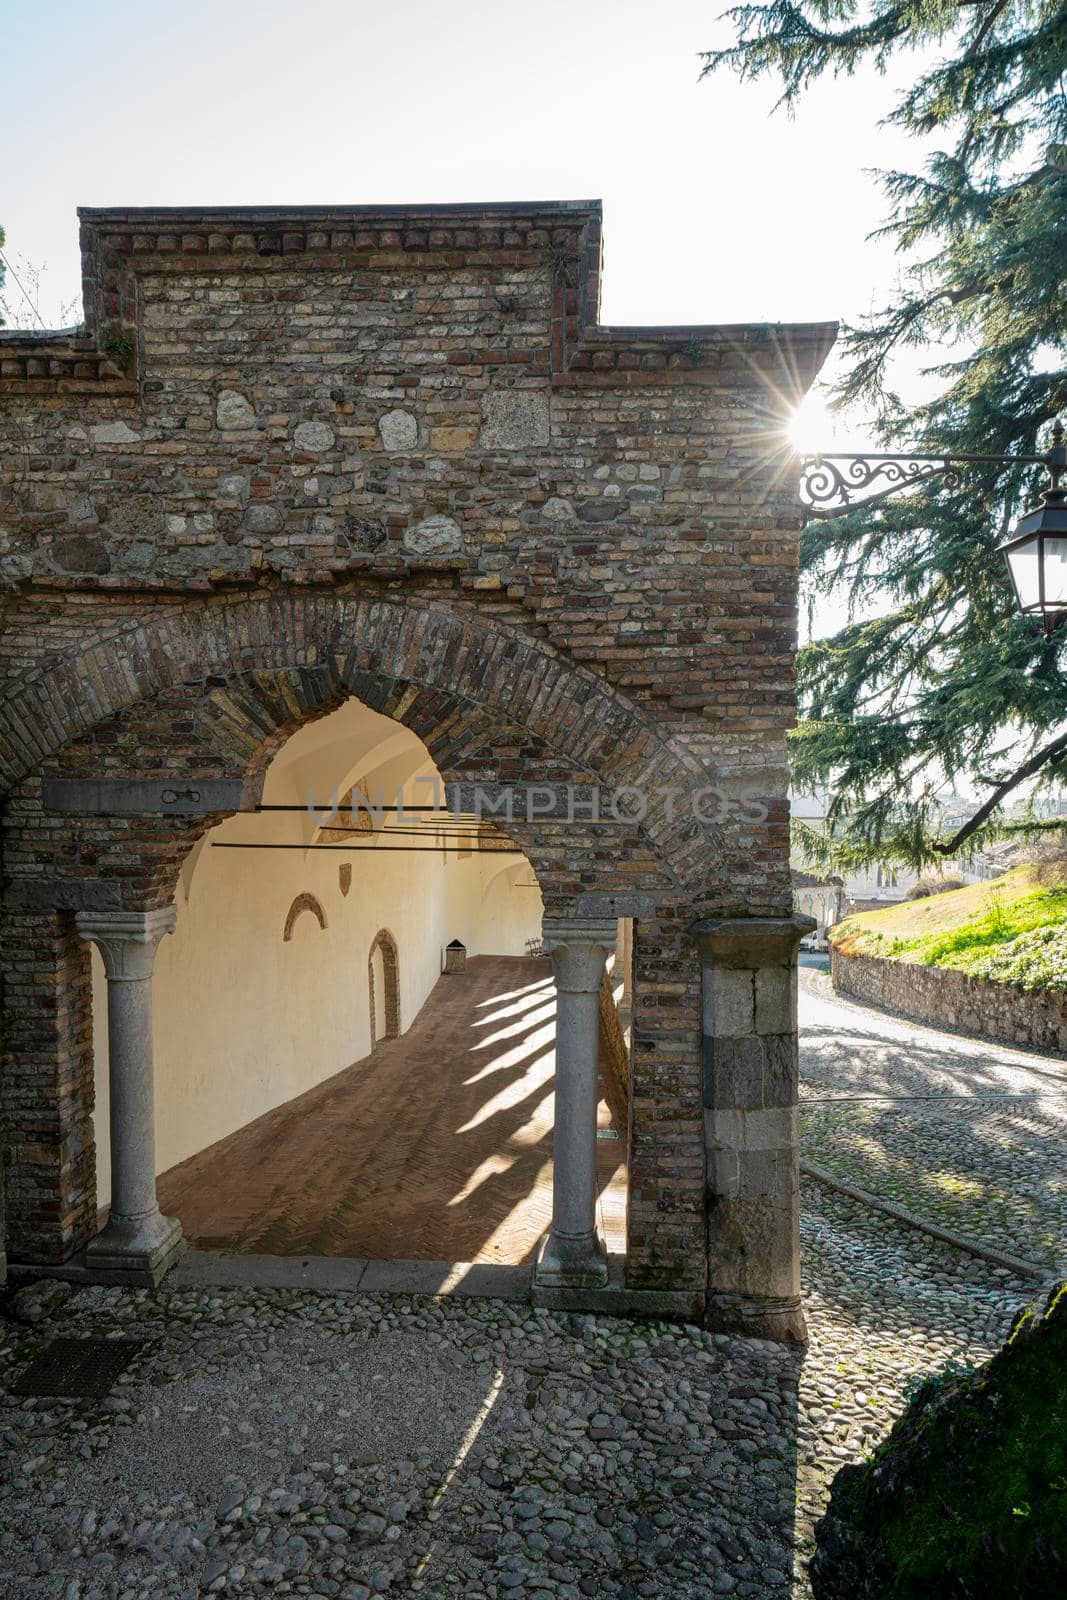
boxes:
[703,3,1067,867]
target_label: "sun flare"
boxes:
[788,392,834,454]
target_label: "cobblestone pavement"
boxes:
[800,965,1067,1270]
[0,977,1057,1599]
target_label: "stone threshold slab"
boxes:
[186,1253,704,1321]
[172,1253,535,1298]
[178,1254,704,1320]
[6,1251,704,1322]
[5,1252,530,1297]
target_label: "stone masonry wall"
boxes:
[0,204,832,766]
[0,201,834,1286]
[831,947,1067,1057]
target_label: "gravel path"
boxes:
[0,976,1058,1599]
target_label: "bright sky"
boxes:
[3,0,947,634]
[3,3,925,367]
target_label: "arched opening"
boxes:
[82,689,631,1271]
[0,594,721,1304]
[368,928,400,1047]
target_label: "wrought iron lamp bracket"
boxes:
[800,455,966,518]
[798,441,1057,520]
[797,421,1067,634]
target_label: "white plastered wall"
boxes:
[91,696,543,1199]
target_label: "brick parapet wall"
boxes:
[830,947,1067,1057]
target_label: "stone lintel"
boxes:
[575,892,663,919]
[541,915,619,940]
[693,913,816,970]
[42,776,248,816]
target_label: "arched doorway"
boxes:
[368,929,400,1048]
[1,593,709,1313]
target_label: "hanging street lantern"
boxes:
[799,419,1067,635]
[998,422,1067,634]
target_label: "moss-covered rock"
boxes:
[811,1281,1067,1599]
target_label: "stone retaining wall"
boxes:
[830,946,1067,1056]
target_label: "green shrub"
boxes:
[941,924,1067,993]
[811,1283,1067,1599]
[852,887,1067,993]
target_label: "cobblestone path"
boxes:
[800,964,1067,1270]
[0,975,1058,1598]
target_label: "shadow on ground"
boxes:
[157,955,627,1264]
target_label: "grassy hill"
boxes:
[830,865,1067,994]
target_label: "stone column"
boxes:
[695,914,814,1343]
[534,916,617,1290]
[75,907,184,1286]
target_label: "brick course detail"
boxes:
[0,201,835,1314]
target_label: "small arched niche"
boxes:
[284,892,328,942]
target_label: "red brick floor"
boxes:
[157,955,628,1264]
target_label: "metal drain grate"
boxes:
[7,1338,144,1400]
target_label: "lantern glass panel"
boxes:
[1041,534,1067,609]
[1006,536,1041,610]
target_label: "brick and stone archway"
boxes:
[0,199,835,1339]
[368,929,400,1047]
[0,591,724,900]
[0,623,700,1300]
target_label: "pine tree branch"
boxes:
[704,1,1067,867]
[966,0,1011,61]
[933,728,1067,853]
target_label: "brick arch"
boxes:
[0,591,719,891]
[367,928,400,1046]
[283,892,327,942]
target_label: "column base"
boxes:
[704,1291,808,1345]
[86,1212,185,1288]
[533,1227,608,1292]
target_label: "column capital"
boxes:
[692,913,815,970]
[541,916,617,993]
[75,906,177,980]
